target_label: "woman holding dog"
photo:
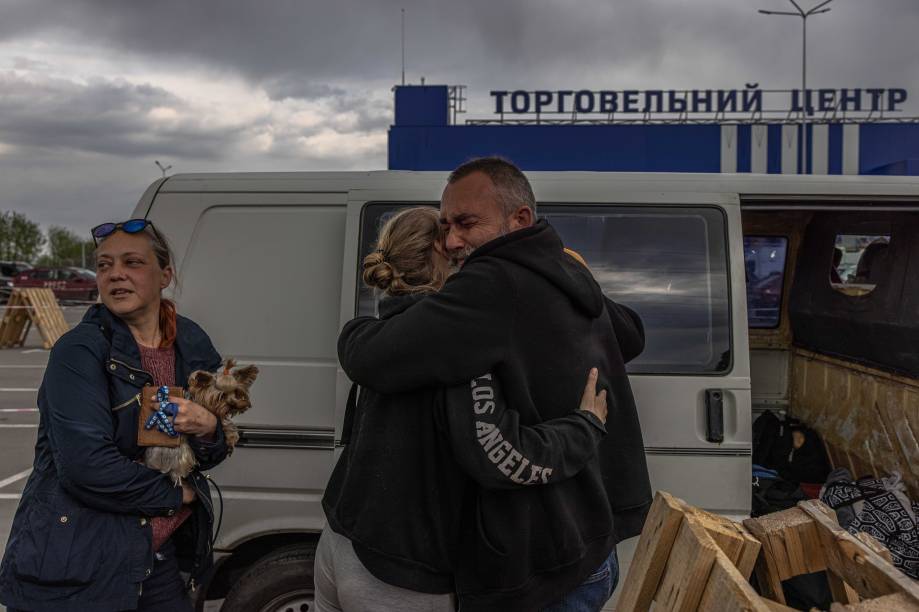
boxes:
[0,219,227,611]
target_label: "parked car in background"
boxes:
[13,266,98,302]
[0,261,32,302]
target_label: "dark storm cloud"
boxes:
[0,72,244,159]
[261,77,390,131]
[2,0,918,96]
[1,0,918,234]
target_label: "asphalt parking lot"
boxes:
[0,306,84,611]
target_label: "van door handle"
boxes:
[704,389,724,444]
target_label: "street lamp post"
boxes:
[758,0,833,173]
[154,160,173,178]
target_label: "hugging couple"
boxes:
[318,157,652,612]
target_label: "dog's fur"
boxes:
[144,359,258,484]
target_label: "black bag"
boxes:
[752,410,782,467]
[752,476,806,517]
[780,425,830,485]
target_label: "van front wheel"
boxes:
[221,544,316,612]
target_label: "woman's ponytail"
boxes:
[159,298,177,348]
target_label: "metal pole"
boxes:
[81,242,86,269]
[802,14,807,174]
[401,8,405,86]
[802,16,807,98]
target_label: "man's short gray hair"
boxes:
[447,157,537,217]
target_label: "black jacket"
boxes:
[339,220,652,611]
[0,305,227,612]
[324,294,607,597]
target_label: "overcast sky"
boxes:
[1,0,917,234]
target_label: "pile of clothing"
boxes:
[820,469,919,579]
[751,411,919,580]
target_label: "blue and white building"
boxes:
[388,84,919,175]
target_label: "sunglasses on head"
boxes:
[91,219,160,245]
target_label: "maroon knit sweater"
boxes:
[138,344,191,551]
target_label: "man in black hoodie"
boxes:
[339,157,652,611]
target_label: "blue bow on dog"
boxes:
[144,385,179,437]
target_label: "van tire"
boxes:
[220,543,316,612]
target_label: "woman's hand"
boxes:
[167,396,218,437]
[579,367,608,424]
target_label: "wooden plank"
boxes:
[653,514,718,612]
[830,593,919,611]
[696,553,772,612]
[744,507,825,604]
[616,491,686,612]
[827,570,860,605]
[761,598,798,612]
[799,500,919,603]
[749,554,785,605]
[686,506,761,579]
[0,290,29,348]
[0,292,17,347]
[21,289,68,348]
[855,531,893,563]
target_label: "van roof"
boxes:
[151,171,919,199]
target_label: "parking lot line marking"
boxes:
[0,424,38,428]
[0,388,39,392]
[0,468,31,490]
[0,365,46,369]
[0,493,21,500]
[0,408,37,412]
[22,350,48,354]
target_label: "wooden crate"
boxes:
[617,491,764,611]
[743,501,919,610]
[616,492,919,611]
[0,288,70,349]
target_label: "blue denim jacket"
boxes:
[0,304,227,611]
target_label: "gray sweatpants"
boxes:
[314,528,457,612]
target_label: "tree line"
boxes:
[0,211,95,268]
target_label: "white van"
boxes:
[134,171,919,610]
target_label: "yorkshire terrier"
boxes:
[144,359,259,484]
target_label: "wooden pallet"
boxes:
[616,492,919,611]
[744,501,919,611]
[617,491,765,611]
[0,288,70,349]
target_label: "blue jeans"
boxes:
[541,549,619,612]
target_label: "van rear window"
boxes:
[744,236,788,329]
[831,234,891,297]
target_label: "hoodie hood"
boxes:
[465,220,605,318]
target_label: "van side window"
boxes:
[543,206,731,375]
[831,234,891,296]
[744,236,788,329]
[358,203,732,375]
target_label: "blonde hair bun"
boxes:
[361,207,447,296]
[362,251,396,291]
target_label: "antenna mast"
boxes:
[401,8,406,86]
